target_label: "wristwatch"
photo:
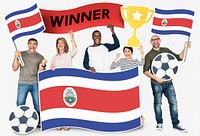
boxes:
[42,64,46,68]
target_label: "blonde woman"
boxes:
[51,30,77,70]
[50,30,78,130]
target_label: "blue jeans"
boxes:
[151,81,180,127]
[17,83,40,124]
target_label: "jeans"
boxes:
[17,83,40,125]
[151,81,180,127]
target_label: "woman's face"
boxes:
[57,40,65,51]
[123,48,133,59]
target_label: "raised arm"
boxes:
[69,30,77,49]
[110,53,120,70]
[104,24,120,51]
[137,44,145,66]
[179,41,191,60]
[107,24,115,34]
[69,30,78,57]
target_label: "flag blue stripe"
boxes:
[12,25,45,41]
[39,67,138,81]
[5,4,38,20]
[155,8,194,16]
[42,117,141,132]
[151,29,191,37]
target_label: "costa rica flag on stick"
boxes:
[151,8,194,36]
[5,4,45,41]
[39,68,142,132]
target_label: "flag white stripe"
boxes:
[9,22,44,37]
[154,13,194,20]
[41,108,141,123]
[152,25,192,32]
[39,75,140,91]
[6,8,39,23]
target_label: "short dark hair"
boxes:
[92,30,101,37]
[123,46,133,53]
[28,38,38,45]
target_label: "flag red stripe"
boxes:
[153,17,193,28]
[7,12,42,33]
[40,86,140,112]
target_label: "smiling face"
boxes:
[92,31,101,46]
[150,35,161,49]
[123,47,133,60]
[27,39,38,53]
[57,40,65,52]
[56,37,68,54]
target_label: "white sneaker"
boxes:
[156,123,163,131]
[173,124,188,133]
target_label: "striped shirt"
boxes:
[110,58,145,70]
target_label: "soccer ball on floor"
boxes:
[9,105,39,135]
[151,53,179,80]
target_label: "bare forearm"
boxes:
[113,58,119,63]
[38,59,47,71]
[12,57,20,71]
[179,47,186,60]
[179,41,191,60]
[144,71,165,84]
[71,40,77,49]
[144,71,157,81]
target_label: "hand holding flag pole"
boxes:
[151,8,194,62]
[184,37,191,62]
[13,41,24,66]
[5,3,45,67]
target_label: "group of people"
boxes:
[12,24,191,133]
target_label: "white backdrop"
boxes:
[0,0,199,136]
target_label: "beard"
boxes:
[153,43,160,48]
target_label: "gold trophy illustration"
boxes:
[121,6,154,47]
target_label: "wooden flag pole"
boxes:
[13,41,25,66]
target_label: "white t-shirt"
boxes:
[87,45,109,71]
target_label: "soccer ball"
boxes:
[151,53,178,80]
[9,105,39,135]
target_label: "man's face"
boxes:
[93,32,101,46]
[150,35,161,49]
[28,40,37,53]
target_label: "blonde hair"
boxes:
[56,37,69,54]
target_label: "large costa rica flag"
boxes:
[38,68,142,132]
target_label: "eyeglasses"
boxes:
[151,38,160,42]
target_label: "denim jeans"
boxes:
[151,81,180,127]
[17,83,40,124]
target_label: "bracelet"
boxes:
[71,39,75,42]
[141,52,144,54]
